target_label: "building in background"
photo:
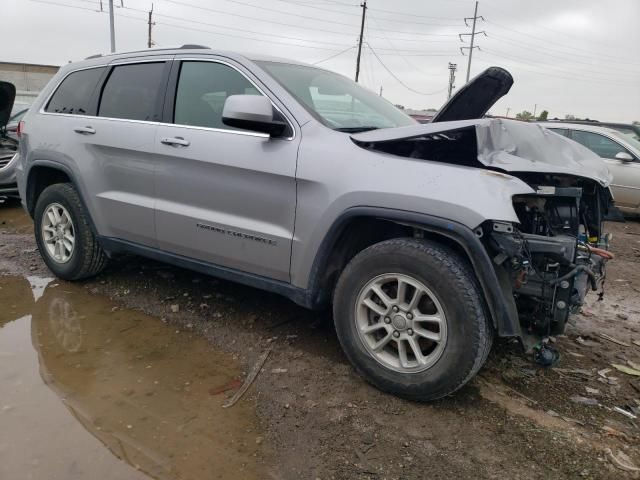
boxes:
[0,61,59,106]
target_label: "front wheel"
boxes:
[34,183,108,280]
[333,238,493,401]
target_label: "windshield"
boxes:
[257,61,416,132]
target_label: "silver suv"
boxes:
[15,47,616,400]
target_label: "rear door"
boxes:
[569,129,640,210]
[153,58,299,281]
[85,60,171,246]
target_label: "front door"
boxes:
[154,59,299,281]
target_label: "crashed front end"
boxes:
[352,117,617,351]
[483,177,612,348]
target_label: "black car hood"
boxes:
[0,81,16,131]
[430,67,513,123]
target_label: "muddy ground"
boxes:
[1,198,640,480]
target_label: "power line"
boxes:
[484,19,638,65]
[156,0,461,38]
[482,44,639,80]
[368,17,444,77]
[368,6,459,21]
[475,51,637,87]
[312,46,356,65]
[123,5,354,48]
[479,48,638,84]
[366,44,448,96]
[30,0,349,52]
[141,4,458,55]
[29,0,458,58]
[484,31,640,71]
[28,0,460,58]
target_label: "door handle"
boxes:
[160,137,190,147]
[73,126,96,135]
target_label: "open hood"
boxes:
[430,67,513,123]
[0,81,16,131]
[351,118,612,187]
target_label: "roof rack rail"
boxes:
[83,44,209,61]
[180,44,210,49]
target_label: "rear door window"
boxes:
[45,67,105,115]
[98,62,165,121]
[173,61,262,130]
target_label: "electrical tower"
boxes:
[459,1,485,82]
[355,0,367,82]
[447,63,457,99]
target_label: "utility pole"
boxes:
[108,0,116,53]
[447,63,457,99]
[459,1,485,82]
[506,107,511,118]
[147,3,155,48]
[355,0,367,83]
[379,86,383,97]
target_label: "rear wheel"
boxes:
[333,238,493,401]
[34,183,108,280]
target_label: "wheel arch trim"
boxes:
[25,160,99,235]
[306,206,520,338]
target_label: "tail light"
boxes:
[17,120,25,138]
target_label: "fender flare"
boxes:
[25,160,100,235]
[307,206,521,338]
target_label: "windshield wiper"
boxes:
[333,126,380,133]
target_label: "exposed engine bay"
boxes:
[349,64,621,355]
[482,173,615,350]
[351,116,619,353]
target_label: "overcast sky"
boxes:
[4,0,640,122]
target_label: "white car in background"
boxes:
[539,122,640,215]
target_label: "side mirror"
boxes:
[615,151,634,162]
[222,95,287,137]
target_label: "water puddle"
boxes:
[0,202,33,234]
[0,275,267,480]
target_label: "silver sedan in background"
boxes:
[539,122,640,215]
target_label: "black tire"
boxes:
[34,183,108,280]
[333,238,493,401]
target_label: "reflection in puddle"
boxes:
[0,203,33,234]
[0,276,267,480]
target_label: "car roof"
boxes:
[538,122,623,136]
[75,46,314,69]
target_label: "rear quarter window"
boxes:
[45,67,106,115]
[98,62,165,121]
